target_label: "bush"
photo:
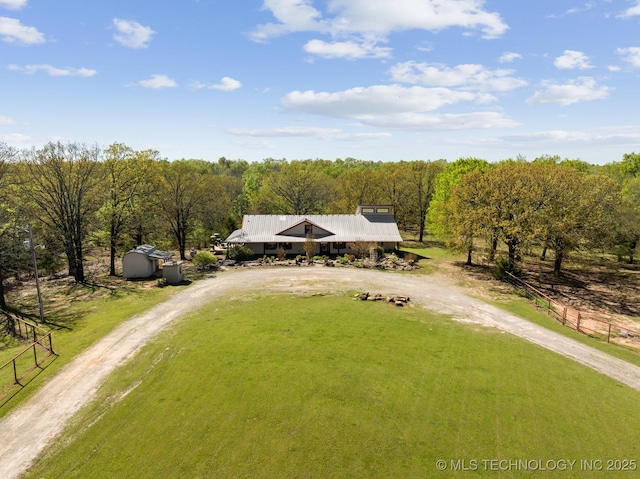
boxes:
[192,251,218,269]
[227,245,255,262]
[337,254,350,265]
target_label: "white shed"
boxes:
[162,261,184,285]
[122,245,174,279]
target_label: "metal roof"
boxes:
[127,244,174,260]
[226,214,403,243]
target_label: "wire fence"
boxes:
[503,272,640,351]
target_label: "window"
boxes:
[280,242,292,250]
[376,207,390,213]
[304,224,313,235]
[361,207,375,213]
[265,243,277,250]
[333,242,346,249]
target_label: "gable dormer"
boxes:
[276,218,334,238]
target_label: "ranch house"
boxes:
[225,205,403,257]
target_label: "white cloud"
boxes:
[0,133,29,142]
[8,63,96,77]
[112,18,155,48]
[280,84,518,130]
[227,126,391,141]
[389,61,527,92]
[499,52,522,63]
[554,50,593,69]
[303,39,392,59]
[192,77,242,91]
[526,77,611,105]
[0,16,44,44]
[138,74,177,89]
[617,47,640,68]
[251,0,509,47]
[0,114,16,124]
[502,126,640,148]
[619,1,640,18]
[0,0,27,10]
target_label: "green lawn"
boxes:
[24,294,640,479]
[0,282,182,415]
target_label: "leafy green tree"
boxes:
[258,161,332,214]
[427,157,491,241]
[537,168,621,274]
[154,160,210,260]
[337,168,380,213]
[617,177,640,264]
[100,143,156,276]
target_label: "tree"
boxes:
[258,161,331,214]
[22,142,103,283]
[337,168,380,213]
[536,168,620,274]
[427,157,491,241]
[374,163,411,230]
[0,143,19,309]
[402,161,444,242]
[155,160,209,260]
[100,143,155,276]
[617,177,640,264]
[444,170,487,265]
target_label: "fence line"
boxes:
[503,272,640,349]
[1,314,56,393]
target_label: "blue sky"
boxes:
[2,0,640,164]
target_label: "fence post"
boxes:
[607,323,611,343]
[13,359,18,384]
[33,343,38,367]
[576,312,581,332]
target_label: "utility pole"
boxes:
[20,225,44,323]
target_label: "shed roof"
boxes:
[226,213,403,244]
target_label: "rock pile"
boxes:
[354,292,411,307]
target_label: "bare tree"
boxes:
[22,142,103,283]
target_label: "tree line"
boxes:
[0,141,638,309]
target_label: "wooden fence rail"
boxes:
[1,315,56,392]
[503,272,640,349]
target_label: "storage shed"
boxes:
[162,261,184,285]
[122,245,174,279]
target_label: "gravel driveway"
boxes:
[2,267,640,479]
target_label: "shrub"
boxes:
[192,251,218,269]
[404,253,417,265]
[227,245,254,262]
[337,254,349,265]
[277,247,287,261]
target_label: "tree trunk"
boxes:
[488,231,498,262]
[506,238,518,272]
[554,250,564,275]
[540,245,547,261]
[629,239,637,265]
[466,246,472,266]
[0,272,6,310]
[109,221,117,276]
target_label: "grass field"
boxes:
[0,282,183,414]
[23,293,640,479]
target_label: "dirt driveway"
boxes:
[2,267,640,479]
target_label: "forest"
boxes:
[0,141,638,304]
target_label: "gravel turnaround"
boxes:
[1,267,639,479]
